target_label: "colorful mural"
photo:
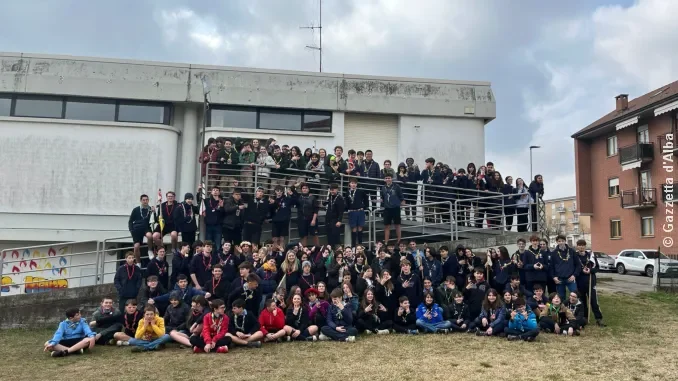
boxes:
[1,245,70,295]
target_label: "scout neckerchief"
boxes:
[556,246,570,262]
[293,305,303,326]
[182,202,194,222]
[528,245,541,260]
[126,264,136,280]
[327,194,338,212]
[211,276,222,294]
[211,313,224,334]
[154,258,167,276]
[348,188,356,205]
[124,311,139,333]
[234,311,247,331]
[164,201,175,219]
[364,160,374,176]
[140,206,150,220]
[301,274,315,289]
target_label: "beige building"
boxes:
[543,196,592,248]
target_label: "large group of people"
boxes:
[44,233,605,357]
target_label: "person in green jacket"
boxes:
[89,296,122,345]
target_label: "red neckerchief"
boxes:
[124,311,138,332]
[202,254,211,271]
[220,253,232,265]
[154,259,166,275]
[165,202,175,218]
[209,198,219,210]
[211,276,222,293]
[301,274,315,288]
[126,264,135,280]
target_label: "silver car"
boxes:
[594,252,615,271]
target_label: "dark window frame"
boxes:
[209,105,332,133]
[0,93,172,125]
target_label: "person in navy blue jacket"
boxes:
[174,193,199,248]
[528,175,544,232]
[420,158,442,223]
[574,239,605,327]
[452,168,472,227]
[171,242,192,289]
[504,273,534,298]
[521,235,549,293]
[190,240,216,290]
[146,246,169,290]
[202,186,224,246]
[114,252,143,313]
[549,235,580,299]
[320,288,358,342]
[128,194,159,263]
[422,248,442,288]
[269,186,293,248]
[502,176,516,231]
[492,246,515,291]
[439,246,459,282]
[151,274,206,307]
[212,242,240,286]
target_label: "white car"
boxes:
[593,252,615,271]
[615,249,678,277]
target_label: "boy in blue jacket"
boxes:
[114,252,143,313]
[150,274,206,307]
[319,288,358,342]
[549,235,580,299]
[415,291,451,333]
[506,297,539,342]
[44,308,96,357]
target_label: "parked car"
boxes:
[593,252,615,271]
[615,249,678,277]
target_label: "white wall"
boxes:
[204,111,345,155]
[398,116,485,169]
[0,117,179,216]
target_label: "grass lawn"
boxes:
[2,292,678,381]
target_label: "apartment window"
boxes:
[641,216,654,237]
[608,177,620,197]
[0,96,10,116]
[607,135,618,156]
[551,204,555,210]
[637,125,649,144]
[572,200,577,209]
[610,219,622,238]
[117,102,168,124]
[259,109,302,131]
[210,107,257,129]
[303,112,332,132]
[14,96,63,118]
[65,100,116,121]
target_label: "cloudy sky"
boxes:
[1,0,677,199]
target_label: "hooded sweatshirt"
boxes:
[48,318,96,345]
[258,307,286,335]
[134,314,165,341]
[163,295,190,331]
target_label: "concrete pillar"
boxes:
[179,105,199,197]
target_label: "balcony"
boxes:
[658,134,677,158]
[573,228,580,234]
[662,183,677,203]
[569,205,577,212]
[559,219,567,225]
[569,218,579,224]
[619,143,654,169]
[557,206,565,213]
[621,188,657,209]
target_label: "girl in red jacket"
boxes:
[190,299,230,353]
[259,299,290,342]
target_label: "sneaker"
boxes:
[247,341,262,349]
[364,330,372,335]
[286,336,292,342]
[305,336,317,342]
[543,329,552,334]
[50,350,66,358]
[318,333,329,341]
[561,331,568,336]
[345,336,356,342]
[116,340,129,346]
[216,346,229,354]
[596,320,606,327]
[376,329,390,335]
[507,335,520,341]
[193,346,204,353]
[525,336,536,342]
[408,329,419,335]
[475,330,486,337]
[108,339,117,346]
[498,332,507,338]
[77,349,85,355]
[131,347,145,353]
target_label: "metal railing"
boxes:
[620,188,657,208]
[619,142,654,165]
[654,248,678,293]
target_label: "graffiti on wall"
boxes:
[1,246,70,295]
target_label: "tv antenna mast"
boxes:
[300,0,322,72]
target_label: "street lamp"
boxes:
[529,145,541,180]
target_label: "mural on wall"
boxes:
[1,245,70,295]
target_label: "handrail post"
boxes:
[501,195,506,235]
[448,201,454,242]
[453,200,459,240]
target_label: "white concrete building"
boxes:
[0,52,495,294]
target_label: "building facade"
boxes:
[0,52,495,294]
[572,81,677,255]
[543,196,591,247]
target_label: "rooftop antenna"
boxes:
[300,0,322,72]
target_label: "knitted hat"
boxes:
[184,193,194,200]
[302,261,312,268]
[240,241,252,247]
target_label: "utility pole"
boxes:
[300,0,322,72]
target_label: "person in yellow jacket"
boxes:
[129,305,171,352]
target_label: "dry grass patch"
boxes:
[1,292,678,381]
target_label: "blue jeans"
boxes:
[204,224,222,246]
[416,319,452,333]
[128,334,171,350]
[556,278,578,299]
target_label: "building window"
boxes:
[641,216,654,237]
[607,135,618,156]
[303,112,332,132]
[551,204,555,210]
[572,200,577,210]
[210,107,257,129]
[0,96,10,116]
[259,109,302,131]
[14,96,63,118]
[608,177,620,197]
[610,219,622,238]
[117,102,169,124]
[637,125,649,144]
[65,99,116,121]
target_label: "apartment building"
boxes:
[572,81,677,255]
[543,196,591,247]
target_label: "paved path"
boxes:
[596,272,654,295]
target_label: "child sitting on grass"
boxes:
[447,291,470,332]
[319,288,358,342]
[539,293,576,336]
[415,291,451,334]
[170,295,210,348]
[44,307,96,357]
[129,305,170,352]
[190,299,231,353]
[505,297,539,342]
[470,288,505,336]
[90,296,121,345]
[392,296,418,334]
